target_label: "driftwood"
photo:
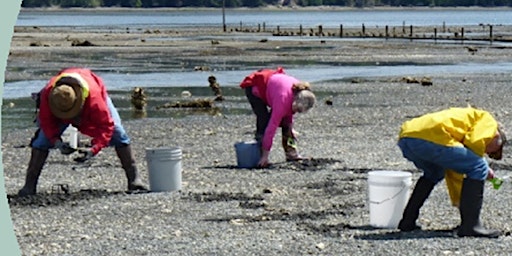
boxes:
[131,87,147,110]
[208,75,224,101]
[71,40,96,46]
[401,76,433,86]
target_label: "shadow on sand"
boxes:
[7,188,149,208]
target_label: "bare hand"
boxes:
[258,150,270,167]
[487,168,496,180]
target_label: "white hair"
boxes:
[292,90,316,112]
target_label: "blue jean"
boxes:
[397,137,489,182]
[31,96,130,149]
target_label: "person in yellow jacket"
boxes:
[396,107,506,238]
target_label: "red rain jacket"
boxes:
[38,67,114,155]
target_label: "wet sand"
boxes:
[7,20,512,82]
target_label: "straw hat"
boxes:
[48,84,83,119]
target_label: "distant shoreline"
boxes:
[18,6,512,13]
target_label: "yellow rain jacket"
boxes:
[399,107,499,206]
[445,169,464,207]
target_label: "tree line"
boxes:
[20,0,512,8]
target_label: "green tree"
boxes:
[60,0,102,7]
[140,0,154,6]
[225,0,243,7]
[119,0,142,6]
[308,0,323,5]
[241,0,265,6]
[158,0,183,6]
[21,0,57,7]
[209,0,222,7]
[101,0,120,6]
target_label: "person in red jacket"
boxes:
[18,67,148,196]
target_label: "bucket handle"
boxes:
[369,179,412,205]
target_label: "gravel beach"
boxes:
[4,18,512,255]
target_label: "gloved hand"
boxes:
[73,148,94,163]
[55,140,76,155]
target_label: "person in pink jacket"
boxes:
[18,67,148,196]
[240,67,316,167]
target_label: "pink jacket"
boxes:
[39,68,114,155]
[261,73,298,151]
[239,67,284,104]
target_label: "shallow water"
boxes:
[4,61,512,133]
[16,9,512,28]
[1,86,241,134]
[1,84,349,134]
[3,59,512,133]
[5,61,512,100]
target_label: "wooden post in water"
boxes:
[277,25,280,35]
[263,22,266,32]
[461,27,464,44]
[362,23,365,37]
[409,25,413,41]
[222,0,226,32]
[443,21,446,33]
[299,25,303,36]
[434,27,437,43]
[257,24,261,32]
[339,24,343,38]
[489,25,493,44]
[385,25,389,39]
[318,25,323,37]
[239,21,242,31]
[402,21,406,33]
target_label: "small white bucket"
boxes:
[368,170,412,229]
[234,141,261,168]
[62,126,78,149]
[146,147,182,192]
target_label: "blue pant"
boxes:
[397,137,489,182]
[31,96,130,149]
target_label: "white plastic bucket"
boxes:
[146,147,182,192]
[368,170,412,229]
[234,141,261,168]
[62,126,78,149]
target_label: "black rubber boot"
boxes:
[18,148,49,197]
[457,178,501,238]
[398,176,436,231]
[115,144,148,192]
